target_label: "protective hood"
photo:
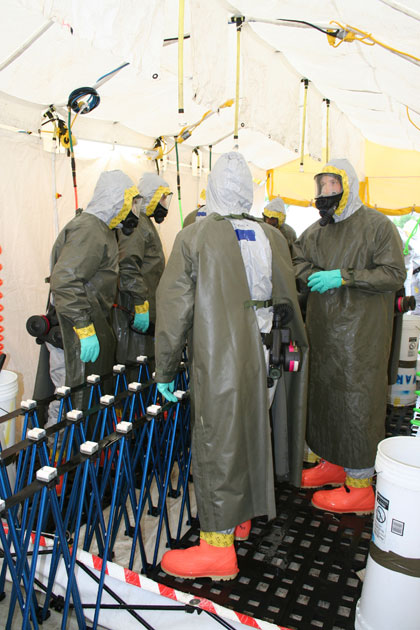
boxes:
[264,198,286,225]
[137,172,171,216]
[206,152,253,216]
[84,170,138,229]
[318,159,362,223]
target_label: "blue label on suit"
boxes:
[235,229,256,241]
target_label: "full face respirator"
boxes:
[314,173,344,226]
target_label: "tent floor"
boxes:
[150,404,414,630]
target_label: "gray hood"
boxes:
[206,152,253,216]
[321,158,362,223]
[84,170,137,228]
[137,172,171,216]
[264,198,286,220]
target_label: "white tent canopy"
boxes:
[1,0,420,401]
[1,0,420,170]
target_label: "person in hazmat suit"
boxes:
[113,172,172,374]
[183,188,207,227]
[263,197,297,253]
[154,152,308,580]
[33,170,140,429]
[293,159,406,514]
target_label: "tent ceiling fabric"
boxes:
[1,0,420,170]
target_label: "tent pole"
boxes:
[233,17,244,144]
[325,98,330,163]
[175,139,184,227]
[299,79,309,171]
[178,0,185,114]
[0,21,54,73]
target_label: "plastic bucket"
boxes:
[388,314,420,406]
[397,314,420,362]
[388,367,417,406]
[355,437,420,630]
[0,370,18,487]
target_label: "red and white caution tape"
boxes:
[0,521,291,630]
[1,521,55,549]
[77,549,292,630]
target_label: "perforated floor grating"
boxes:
[385,402,414,437]
[149,404,413,630]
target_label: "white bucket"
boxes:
[0,370,18,488]
[398,314,420,362]
[355,437,420,630]
[388,367,417,406]
[355,555,420,630]
[388,314,420,406]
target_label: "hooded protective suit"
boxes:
[293,159,406,469]
[183,205,207,228]
[33,170,138,413]
[113,172,171,366]
[264,198,296,251]
[155,152,308,532]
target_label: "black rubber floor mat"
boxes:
[386,402,414,436]
[150,484,372,630]
[150,403,411,630]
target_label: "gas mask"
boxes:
[150,192,173,224]
[152,202,168,224]
[120,210,139,235]
[118,195,141,235]
[314,173,343,226]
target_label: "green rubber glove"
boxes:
[80,334,100,363]
[133,311,149,332]
[157,380,177,402]
[308,270,342,294]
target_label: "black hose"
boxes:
[67,87,100,114]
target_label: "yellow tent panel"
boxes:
[268,142,420,215]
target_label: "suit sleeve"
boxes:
[50,224,103,329]
[341,221,406,292]
[117,229,148,306]
[154,233,195,381]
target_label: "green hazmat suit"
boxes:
[293,159,406,469]
[280,222,297,250]
[33,170,138,410]
[263,198,296,253]
[182,205,207,228]
[155,152,308,532]
[113,173,170,367]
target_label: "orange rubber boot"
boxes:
[161,538,239,581]
[301,460,346,488]
[311,485,375,515]
[234,520,251,541]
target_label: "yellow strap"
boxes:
[146,186,171,217]
[345,476,373,488]
[300,79,309,170]
[73,324,96,340]
[108,185,140,230]
[200,531,234,547]
[135,301,149,314]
